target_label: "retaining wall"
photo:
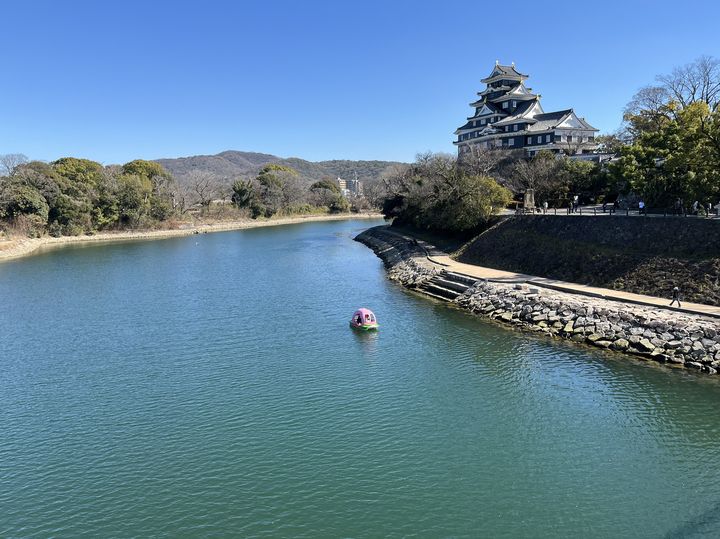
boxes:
[356,226,720,376]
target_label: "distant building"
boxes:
[336,177,363,197]
[454,62,599,157]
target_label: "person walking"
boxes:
[543,201,548,213]
[638,199,645,215]
[670,286,681,308]
[692,200,699,215]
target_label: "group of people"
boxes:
[676,198,719,216]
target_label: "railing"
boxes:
[523,206,720,218]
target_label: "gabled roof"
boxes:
[481,63,528,83]
[492,100,544,126]
[555,111,598,131]
[524,109,598,132]
[472,102,502,117]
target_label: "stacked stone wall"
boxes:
[356,226,720,375]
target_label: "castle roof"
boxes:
[525,110,599,132]
[481,63,528,83]
[491,101,543,126]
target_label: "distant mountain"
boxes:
[156,150,405,188]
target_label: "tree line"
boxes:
[0,157,365,238]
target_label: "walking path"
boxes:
[389,229,720,320]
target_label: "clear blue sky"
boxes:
[1,0,719,165]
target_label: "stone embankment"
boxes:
[356,226,720,375]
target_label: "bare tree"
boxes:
[511,152,566,205]
[657,55,720,111]
[458,146,507,175]
[0,153,29,176]
[187,170,220,208]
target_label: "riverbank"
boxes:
[0,213,382,262]
[356,225,720,376]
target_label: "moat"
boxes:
[3,218,720,538]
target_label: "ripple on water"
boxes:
[3,220,720,538]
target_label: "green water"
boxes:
[2,219,720,538]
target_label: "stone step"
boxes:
[442,271,479,287]
[420,282,461,300]
[429,276,471,293]
[418,289,455,302]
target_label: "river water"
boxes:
[3,218,720,538]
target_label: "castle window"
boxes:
[502,101,509,109]
[512,100,517,107]
[509,139,515,146]
[546,135,551,143]
[556,134,563,142]
[526,136,532,144]
[537,136,542,144]
[513,124,518,131]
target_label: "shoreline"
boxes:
[0,213,383,263]
[356,225,720,376]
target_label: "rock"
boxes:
[563,320,574,333]
[612,338,630,351]
[666,340,683,350]
[651,337,667,348]
[499,312,513,322]
[586,333,603,343]
[637,339,655,352]
[595,340,612,349]
[686,361,703,370]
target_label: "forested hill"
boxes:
[155,150,404,187]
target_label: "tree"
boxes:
[117,174,152,226]
[609,56,720,208]
[657,55,720,111]
[187,170,220,209]
[310,179,341,193]
[0,153,29,175]
[231,178,256,210]
[0,182,49,221]
[380,152,511,232]
[511,151,566,205]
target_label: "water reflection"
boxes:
[2,218,720,538]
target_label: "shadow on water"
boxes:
[351,326,380,358]
[665,500,720,538]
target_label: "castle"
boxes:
[454,62,598,157]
